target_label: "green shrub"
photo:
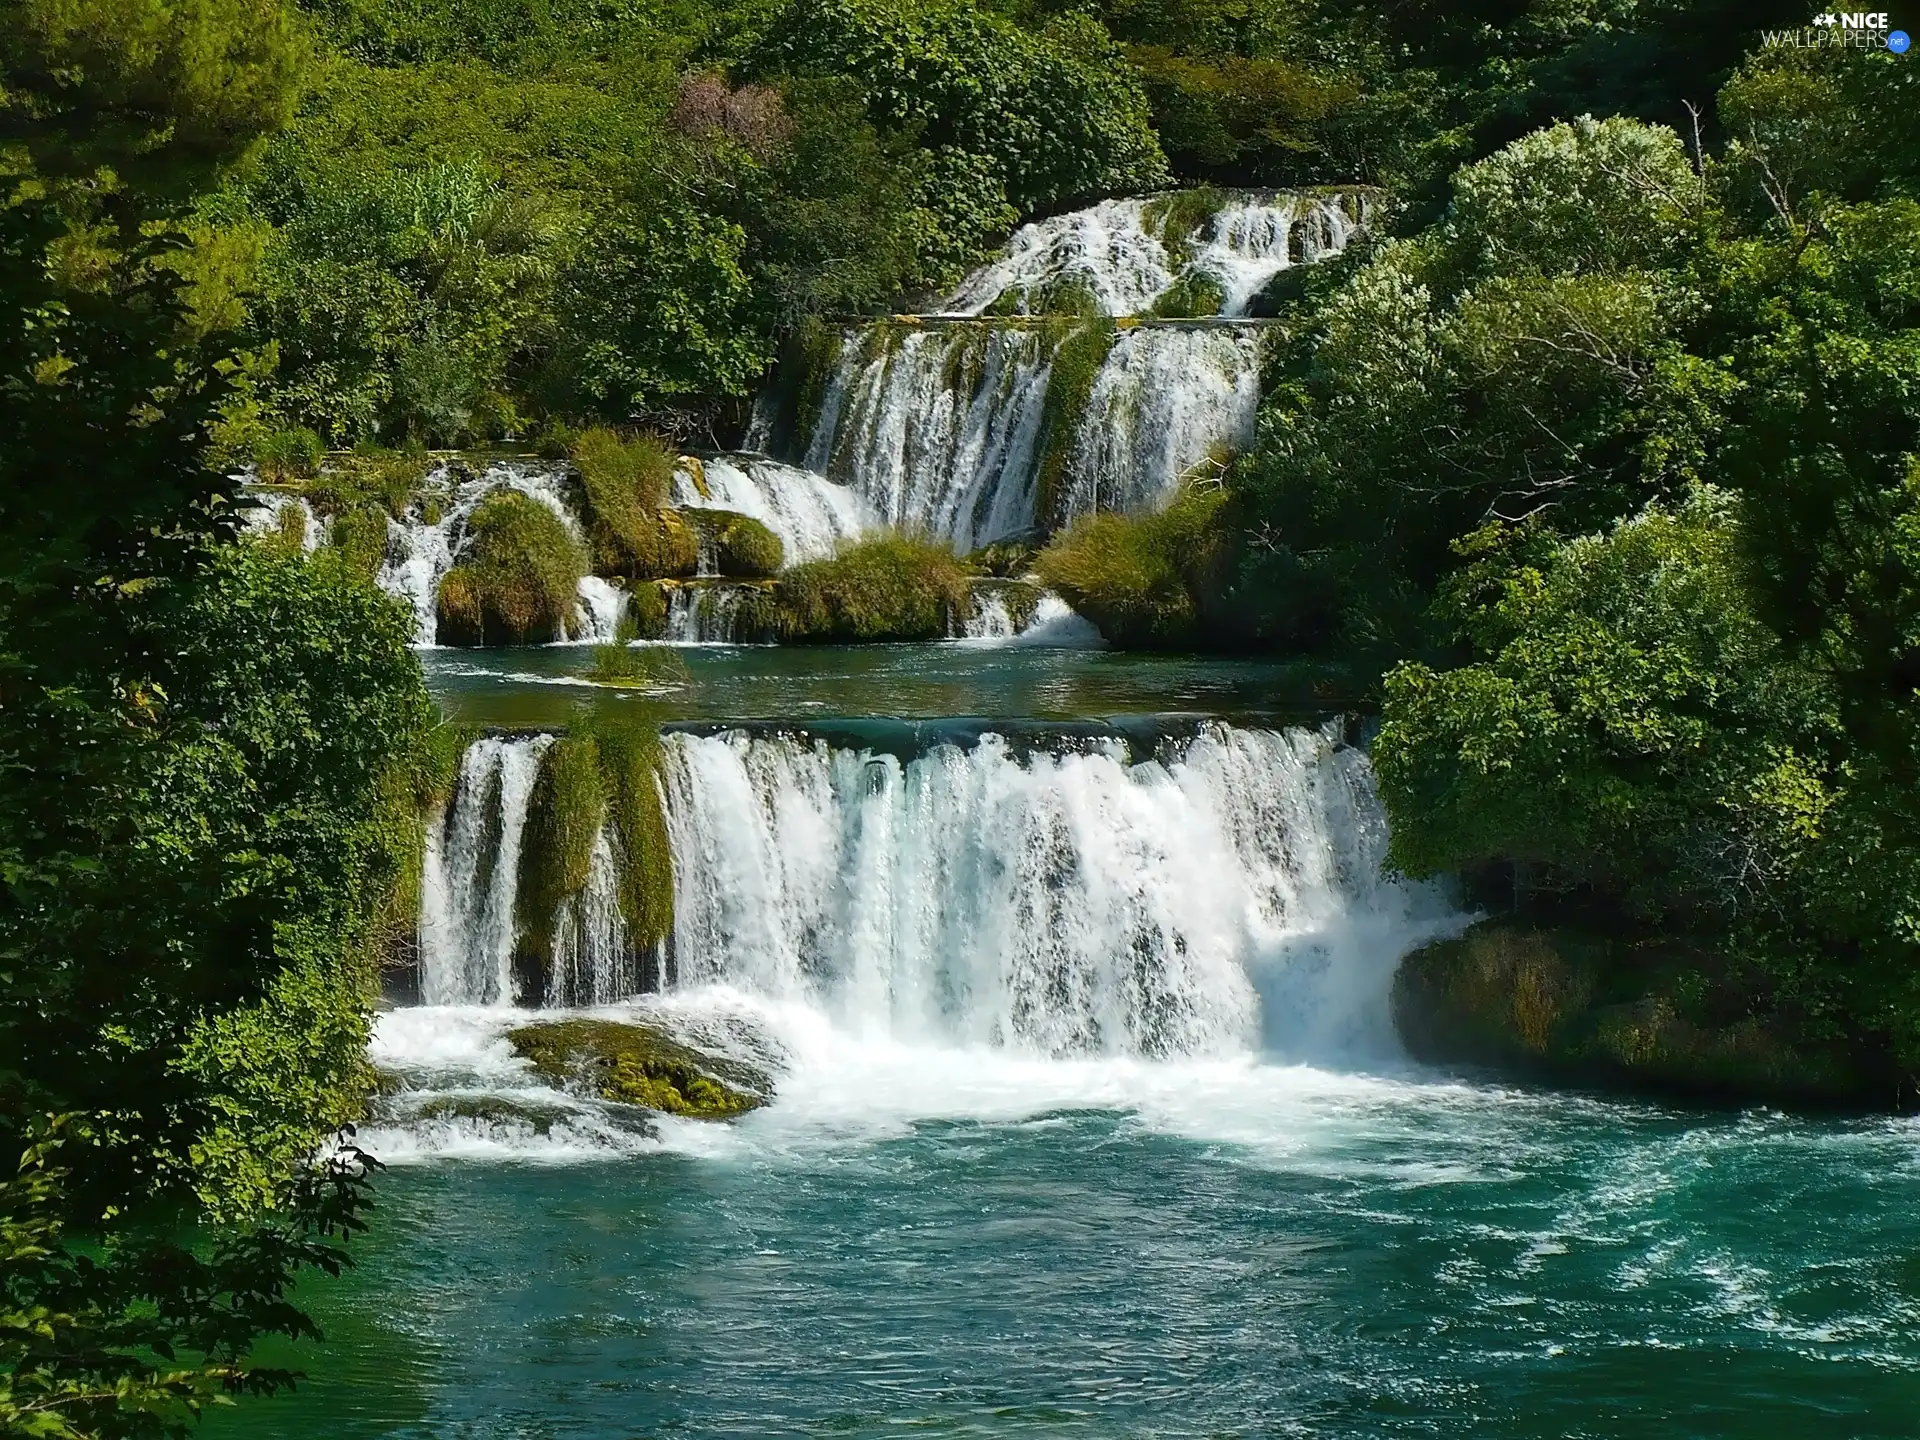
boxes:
[253,426,325,481]
[1036,484,1229,647]
[435,489,587,645]
[570,427,699,579]
[689,508,785,577]
[325,505,390,580]
[775,534,972,642]
[588,644,689,688]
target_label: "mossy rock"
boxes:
[1147,271,1228,319]
[436,489,587,645]
[508,1019,766,1119]
[570,428,698,579]
[687,508,785,578]
[775,535,972,643]
[1394,920,1878,1107]
[1032,319,1116,528]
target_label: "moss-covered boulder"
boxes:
[1394,920,1879,1107]
[570,427,699,580]
[508,1018,766,1119]
[436,490,587,645]
[687,508,784,578]
[775,534,972,642]
[1035,483,1230,648]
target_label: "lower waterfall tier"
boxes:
[412,722,1455,1061]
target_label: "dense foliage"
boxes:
[1,2,434,1430]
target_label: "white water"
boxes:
[806,327,1053,549]
[373,723,1462,1160]
[242,489,325,551]
[570,576,627,643]
[671,455,877,564]
[941,191,1367,318]
[959,591,1105,647]
[418,734,553,1005]
[1063,328,1263,518]
[663,582,766,644]
[658,725,1450,1058]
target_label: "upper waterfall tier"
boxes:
[940,190,1372,319]
[800,323,1263,544]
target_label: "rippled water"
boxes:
[213,999,1920,1439]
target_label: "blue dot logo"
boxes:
[1891,28,1912,53]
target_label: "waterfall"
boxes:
[805,326,1053,549]
[657,724,1431,1058]
[547,830,649,1006]
[1062,328,1262,518]
[242,489,325,551]
[418,734,553,1005]
[572,576,627,643]
[373,461,583,646]
[960,591,1104,647]
[664,582,765,644]
[940,191,1368,319]
[671,455,876,564]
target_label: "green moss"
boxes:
[435,489,587,645]
[515,736,610,982]
[626,580,669,639]
[790,316,845,457]
[507,1018,765,1119]
[687,508,785,577]
[578,710,675,950]
[1147,271,1228,319]
[1142,187,1227,267]
[323,505,389,580]
[1035,484,1229,648]
[570,428,697,579]
[775,534,973,642]
[1393,921,1874,1107]
[1032,320,1116,531]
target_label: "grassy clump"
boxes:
[515,736,610,980]
[625,580,669,639]
[964,538,1039,577]
[436,490,587,645]
[578,709,676,951]
[1032,319,1116,530]
[688,508,784,577]
[588,644,690,689]
[775,534,972,642]
[253,426,324,481]
[1148,271,1228,319]
[1035,484,1229,648]
[507,1018,764,1119]
[570,427,697,579]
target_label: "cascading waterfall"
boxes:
[243,490,326,551]
[960,591,1103,646]
[671,455,876,564]
[1062,328,1262,517]
[547,831,650,1006]
[663,582,766,644]
[372,461,614,646]
[418,734,553,1005]
[804,326,1054,549]
[940,191,1368,318]
[656,723,1434,1058]
[408,722,1438,1062]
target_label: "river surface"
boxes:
[218,1022,1920,1438]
